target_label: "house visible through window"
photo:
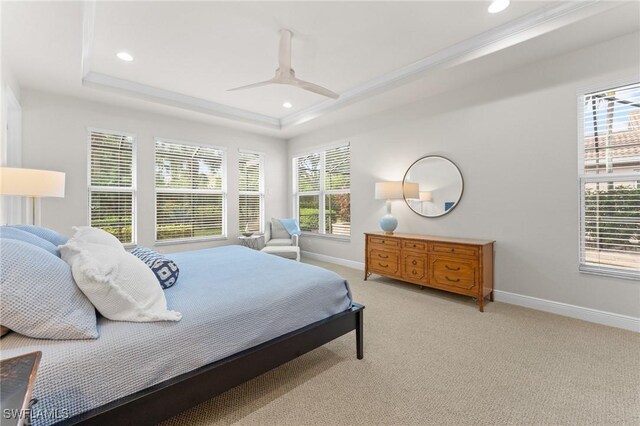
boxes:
[155,139,226,242]
[238,150,264,233]
[293,144,350,237]
[580,82,640,278]
[88,129,136,244]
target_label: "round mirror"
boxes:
[402,155,464,218]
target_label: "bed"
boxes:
[0,245,364,426]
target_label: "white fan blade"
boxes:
[279,29,292,71]
[292,78,339,99]
[227,79,274,92]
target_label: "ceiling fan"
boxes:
[228,29,339,100]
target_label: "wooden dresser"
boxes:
[364,232,495,311]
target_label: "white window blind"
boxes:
[579,82,640,279]
[294,144,350,237]
[155,139,226,242]
[88,129,136,244]
[238,150,264,233]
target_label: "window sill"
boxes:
[154,236,227,246]
[579,264,640,281]
[301,232,351,242]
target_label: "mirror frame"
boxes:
[402,155,464,218]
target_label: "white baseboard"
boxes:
[300,251,639,333]
[493,290,639,332]
[301,250,365,271]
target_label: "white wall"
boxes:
[21,90,288,253]
[288,33,640,318]
[0,60,24,224]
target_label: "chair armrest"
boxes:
[291,234,299,247]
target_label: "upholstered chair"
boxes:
[264,218,300,247]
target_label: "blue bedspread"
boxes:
[0,246,352,425]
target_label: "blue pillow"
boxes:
[0,226,59,257]
[131,247,179,289]
[0,239,98,340]
[11,225,68,246]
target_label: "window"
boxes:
[238,150,264,233]
[293,144,350,237]
[155,139,226,242]
[579,82,640,279]
[88,129,136,244]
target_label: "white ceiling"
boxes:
[90,1,548,117]
[2,1,639,137]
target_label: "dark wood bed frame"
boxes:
[60,303,364,426]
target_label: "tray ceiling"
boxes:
[3,1,638,135]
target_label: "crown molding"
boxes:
[83,72,281,129]
[81,0,95,79]
[280,0,608,129]
[81,0,609,132]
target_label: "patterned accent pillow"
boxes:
[131,247,180,289]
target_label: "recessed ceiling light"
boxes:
[283,102,293,108]
[488,0,510,14]
[116,51,134,62]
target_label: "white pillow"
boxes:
[70,226,124,250]
[60,240,181,322]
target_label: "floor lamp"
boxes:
[0,167,66,225]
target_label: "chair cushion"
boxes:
[60,239,182,322]
[0,226,59,256]
[266,238,293,247]
[10,224,68,246]
[270,218,290,239]
[131,247,179,289]
[261,246,300,260]
[0,239,98,340]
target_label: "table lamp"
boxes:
[375,181,405,235]
[0,167,66,224]
[419,191,433,202]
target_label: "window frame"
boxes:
[577,80,640,280]
[153,137,227,245]
[238,149,265,234]
[87,127,137,246]
[292,143,351,240]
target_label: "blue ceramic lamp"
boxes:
[375,181,418,235]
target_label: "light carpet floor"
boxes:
[161,258,640,425]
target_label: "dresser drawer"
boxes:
[401,254,427,281]
[370,249,399,263]
[369,258,400,276]
[402,240,427,251]
[430,256,478,292]
[368,236,400,250]
[430,243,478,258]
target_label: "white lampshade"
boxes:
[0,167,66,198]
[403,182,419,200]
[375,181,403,200]
[420,191,433,202]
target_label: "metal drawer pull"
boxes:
[378,254,389,259]
[412,269,417,274]
[378,262,389,267]
[413,244,417,248]
[412,260,417,265]
[445,265,460,271]
[445,276,460,282]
